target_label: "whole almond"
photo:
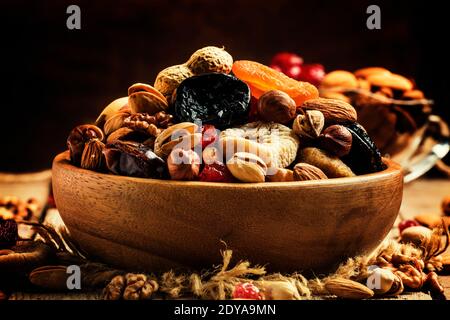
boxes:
[366,73,413,91]
[293,163,328,181]
[302,98,357,124]
[354,67,391,79]
[325,278,374,299]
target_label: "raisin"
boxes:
[341,122,386,175]
[173,73,250,129]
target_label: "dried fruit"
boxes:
[341,122,386,175]
[104,141,167,179]
[128,83,169,115]
[257,90,297,124]
[366,73,413,91]
[227,152,267,183]
[325,278,374,299]
[298,147,355,178]
[292,110,325,139]
[154,64,194,100]
[298,63,325,87]
[302,98,357,124]
[201,125,218,149]
[318,125,353,157]
[199,162,234,182]
[167,148,201,181]
[232,60,319,105]
[354,67,391,79]
[67,125,104,166]
[186,46,233,75]
[0,219,18,248]
[293,163,328,181]
[232,282,262,300]
[173,73,251,129]
[398,220,420,234]
[270,52,303,70]
[321,70,358,89]
[220,122,299,169]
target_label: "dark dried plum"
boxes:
[173,73,250,129]
[104,141,167,179]
[341,122,386,175]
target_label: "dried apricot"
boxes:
[232,60,319,106]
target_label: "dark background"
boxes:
[1,0,449,172]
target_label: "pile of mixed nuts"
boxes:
[67,46,387,183]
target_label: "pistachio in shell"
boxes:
[127,83,169,115]
[95,97,129,129]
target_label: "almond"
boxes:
[302,98,357,124]
[293,163,328,181]
[325,278,374,299]
[414,213,448,229]
[354,67,391,79]
[402,89,425,100]
[321,70,358,89]
[366,73,413,91]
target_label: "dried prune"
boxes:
[104,141,167,179]
[341,122,386,175]
[173,73,250,129]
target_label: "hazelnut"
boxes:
[293,163,328,181]
[67,125,104,166]
[318,125,352,157]
[293,110,324,139]
[257,90,296,124]
[167,148,201,181]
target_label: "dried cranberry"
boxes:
[199,163,235,183]
[284,65,302,80]
[232,282,262,300]
[297,63,325,87]
[271,52,303,69]
[201,125,218,149]
[399,220,420,234]
[0,219,18,248]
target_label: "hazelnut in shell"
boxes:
[257,90,296,124]
[167,148,201,181]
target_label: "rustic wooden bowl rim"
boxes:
[53,151,402,190]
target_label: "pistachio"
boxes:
[298,147,355,178]
[81,139,105,171]
[293,163,328,181]
[227,152,267,183]
[318,125,353,157]
[167,148,201,181]
[104,109,132,136]
[154,122,201,158]
[257,90,296,124]
[292,110,324,139]
[95,97,129,129]
[302,98,357,124]
[128,83,169,115]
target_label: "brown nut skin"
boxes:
[293,163,328,181]
[67,125,104,166]
[318,125,353,157]
[441,196,450,216]
[167,148,201,181]
[257,90,296,124]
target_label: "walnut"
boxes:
[123,112,173,137]
[102,275,125,300]
[103,274,158,300]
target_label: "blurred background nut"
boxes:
[167,148,201,181]
[227,152,267,183]
[293,163,327,181]
[293,110,324,139]
[354,67,391,79]
[400,225,432,247]
[318,125,353,157]
[366,73,413,91]
[257,90,296,124]
[320,70,358,89]
[441,196,450,216]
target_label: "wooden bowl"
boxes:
[52,151,403,273]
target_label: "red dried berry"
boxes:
[232,282,262,300]
[0,218,18,248]
[298,63,325,87]
[201,125,218,149]
[271,52,303,70]
[398,220,420,234]
[199,163,235,183]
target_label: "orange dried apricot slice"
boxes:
[232,60,319,106]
